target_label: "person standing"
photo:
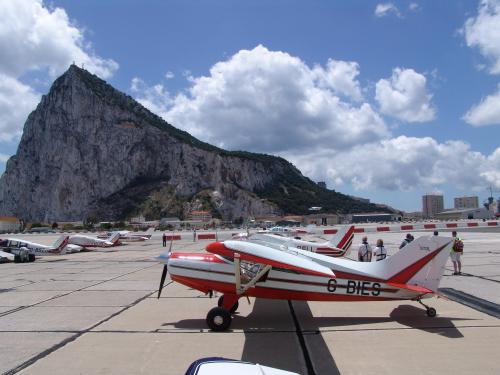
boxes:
[358,236,372,262]
[399,233,414,249]
[451,230,464,275]
[373,239,387,261]
[162,232,167,247]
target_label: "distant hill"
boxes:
[0,65,389,222]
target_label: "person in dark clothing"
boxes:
[399,233,414,249]
[162,232,167,247]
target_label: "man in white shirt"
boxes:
[358,236,372,262]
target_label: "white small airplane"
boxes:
[68,232,120,250]
[98,227,154,242]
[0,236,70,255]
[157,235,452,331]
[235,225,354,257]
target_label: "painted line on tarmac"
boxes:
[439,287,500,319]
[287,300,317,375]
[0,263,157,318]
[2,281,173,375]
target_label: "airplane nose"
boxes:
[156,251,171,264]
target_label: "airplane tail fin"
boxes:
[52,235,69,254]
[383,236,452,293]
[144,227,154,238]
[329,225,354,251]
[108,231,121,245]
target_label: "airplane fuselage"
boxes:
[167,252,421,302]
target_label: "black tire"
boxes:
[28,254,36,262]
[206,307,232,331]
[14,255,21,263]
[427,307,437,317]
[217,296,239,313]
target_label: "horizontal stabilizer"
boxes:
[207,240,335,278]
[386,282,433,294]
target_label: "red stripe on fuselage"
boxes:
[171,275,400,302]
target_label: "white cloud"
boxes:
[165,71,175,80]
[0,0,117,146]
[0,0,118,79]
[313,59,363,101]
[0,74,40,142]
[134,45,389,153]
[375,68,436,122]
[409,3,420,12]
[463,0,500,75]
[0,154,10,163]
[481,148,500,187]
[463,87,500,126]
[285,137,500,191]
[374,3,401,18]
[131,45,500,193]
[130,77,172,118]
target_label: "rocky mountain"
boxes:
[0,65,387,222]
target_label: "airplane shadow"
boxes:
[162,300,470,373]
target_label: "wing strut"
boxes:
[234,253,272,295]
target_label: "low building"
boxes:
[0,216,21,233]
[435,208,493,220]
[188,210,212,222]
[302,214,339,226]
[160,217,181,228]
[403,211,423,221]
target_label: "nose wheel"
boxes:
[417,298,437,317]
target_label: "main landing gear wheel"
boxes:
[217,296,239,313]
[417,298,437,318]
[426,307,437,317]
[206,307,232,331]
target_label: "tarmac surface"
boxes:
[1,228,499,374]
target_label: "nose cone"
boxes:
[156,251,171,264]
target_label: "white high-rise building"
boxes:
[454,196,479,209]
[422,194,444,219]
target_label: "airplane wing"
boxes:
[207,240,335,278]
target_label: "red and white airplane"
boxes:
[68,232,121,250]
[234,225,354,257]
[157,235,452,331]
[98,227,154,242]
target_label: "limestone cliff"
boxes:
[0,65,385,222]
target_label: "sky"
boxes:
[1,0,500,212]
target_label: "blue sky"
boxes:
[1,0,500,212]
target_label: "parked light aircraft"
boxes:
[68,232,120,250]
[235,225,354,257]
[98,227,154,242]
[0,236,70,255]
[157,235,452,331]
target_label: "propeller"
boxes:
[157,236,174,299]
[157,264,168,299]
